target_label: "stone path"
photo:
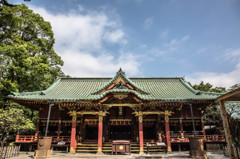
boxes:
[11,151,230,159]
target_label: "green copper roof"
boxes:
[9,71,222,102]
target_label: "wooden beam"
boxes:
[102,103,140,107]
[218,88,240,101]
[219,101,235,159]
[222,97,240,102]
[133,110,174,116]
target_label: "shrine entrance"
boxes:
[85,125,98,140]
[110,125,132,140]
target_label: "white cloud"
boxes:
[103,29,126,44]
[61,50,140,77]
[159,35,190,54]
[144,17,153,30]
[30,5,139,77]
[186,48,240,88]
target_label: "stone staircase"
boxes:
[76,142,165,153]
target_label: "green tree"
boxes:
[0,4,64,104]
[0,103,34,147]
[191,81,226,93]
[0,4,65,145]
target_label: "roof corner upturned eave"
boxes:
[7,77,62,101]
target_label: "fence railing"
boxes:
[16,134,225,144]
[170,134,225,143]
[15,135,71,143]
[0,146,20,159]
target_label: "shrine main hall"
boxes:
[9,69,225,153]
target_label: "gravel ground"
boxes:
[10,151,230,159]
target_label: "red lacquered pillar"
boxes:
[70,111,77,153]
[165,111,172,152]
[180,118,184,138]
[97,112,104,154]
[15,134,19,142]
[139,112,144,154]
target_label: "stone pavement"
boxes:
[11,151,230,159]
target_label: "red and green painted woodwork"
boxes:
[165,111,172,152]
[97,114,103,153]
[138,112,144,153]
[70,111,77,152]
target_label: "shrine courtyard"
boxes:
[12,151,229,159]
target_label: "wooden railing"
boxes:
[15,135,71,143]
[15,134,225,143]
[170,135,225,143]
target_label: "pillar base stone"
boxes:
[190,150,208,159]
[34,150,52,159]
[167,147,172,152]
[139,147,145,155]
[97,147,103,154]
[69,147,75,153]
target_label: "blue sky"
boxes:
[10,0,240,88]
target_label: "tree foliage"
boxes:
[191,81,226,93]
[0,4,64,97]
[0,4,65,145]
[0,103,34,147]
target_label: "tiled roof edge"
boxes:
[180,78,223,96]
[180,78,200,95]
[10,90,42,97]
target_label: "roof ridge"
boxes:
[41,77,61,95]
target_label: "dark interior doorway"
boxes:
[110,126,132,140]
[85,125,98,139]
[144,125,156,139]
